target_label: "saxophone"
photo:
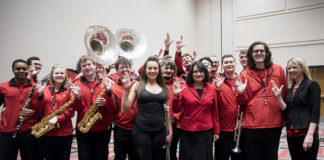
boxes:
[77,88,106,134]
[31,93,75,138]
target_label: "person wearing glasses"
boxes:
[27,56,42,83]
[235,41,288,160]
[172,61,220,160]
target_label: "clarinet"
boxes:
[12,85,36,138]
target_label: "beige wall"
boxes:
[0,0,197,82]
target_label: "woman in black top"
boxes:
[272,57,321,160]
[121,56,172,160]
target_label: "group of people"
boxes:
[0,33,321,160]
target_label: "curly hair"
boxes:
[247,41,273,69]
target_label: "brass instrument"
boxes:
[231,105,243,154]
[77,88,106,134]
[85,25,119,66]
[114,28,147,59]
[31,94,75,138]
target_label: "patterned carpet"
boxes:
[16,123,324,160]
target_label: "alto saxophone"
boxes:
[31,93,75,138]
[77,88,106,134]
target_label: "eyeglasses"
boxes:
[34,63,43,67]
[252,49,265,54]
[193,70,204,74]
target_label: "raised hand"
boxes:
[102,75,112,91]
[214,76,225,91]
[176,35,186,52]
[164,33,174,51]
[192,51,200,62]
[121,72,132,91]
[235,76,247,94]
[155,49,163,60]
[69,81,81,99]
[271,80,283,98]
[173,79,185,97]
[35,78,45,96]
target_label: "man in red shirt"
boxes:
[0,59,39,160]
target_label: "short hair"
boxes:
[287,57,311,88]
[77,55,96,69]
[49,64,68,87]
[27,56,40,66]
[186,61,209,85]
[239,49,248,56]
[247,41,272,69]
[160,59,177,75]
[199,57,212,65]
[12,59,27,71]
[209,55,218,59]
[115,56,132,70]
[221,54,236,64]
[181,53,192,58]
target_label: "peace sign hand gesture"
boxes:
[35,78,46,96]
[214,76,225,91]
[235,76,247,94]
[271,80,284,99]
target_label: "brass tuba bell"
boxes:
[84,25,119,66]
[114,28,147,59]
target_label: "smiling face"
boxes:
[239,52,247,68]
[287,61,303,81]
[182,55,193,69]
[192,66,205,83]
[117,63,131,77]
[222,57,236,73]
[145,61,159,80]
[252,44,266,64]
[52,67,66,84]
[201,59,212,75]
[209,56,219,73]
[161,64,175,81]
[13,62,29,80]
[80,60,96,78]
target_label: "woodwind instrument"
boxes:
[31,94,74,138]
[77,88,106,134]
[12,85,36,138]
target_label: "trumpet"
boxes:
[231,105,243,154]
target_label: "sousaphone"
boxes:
[114,28,146,59]
[84,25,119,66]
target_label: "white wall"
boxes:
[232,0,324,71]
[0,0,197,83]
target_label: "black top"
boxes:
[196,89,203,99]
[285,77,321,129]
[136,89,167,131]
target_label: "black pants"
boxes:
[170,128,180,160]
[244,127,282,160]
[0,131,38,160]
[41,135,73,160]
[76,128,112,160]
[214,131,248,160]
[114,125,137,160]
[179,129,213,160]
[132,125,166,160]
[287,133,319,160]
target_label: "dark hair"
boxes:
[12,59,27,71]
[199,57,212,65]
[135,56,169,101]
[186,61,209,85]
[160,59,177,75]
[221,54,236,64]
[115,56,132,70]
[27,56,40,66]
[247,41,272,69]
[181,53,192,58]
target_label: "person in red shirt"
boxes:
[27,56,42,83]
[160,59,184,160]
[173,61,220,160]
[236,41,288,160]
[110,57,138,160]
[34,64,74,160]
[209,55,220,81]
[69,55,114,160]
[272,57,320,160]
[214,54,246,160]
[239,50,248,71]
[0,59,39,160]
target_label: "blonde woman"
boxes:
[272,57,321,160]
